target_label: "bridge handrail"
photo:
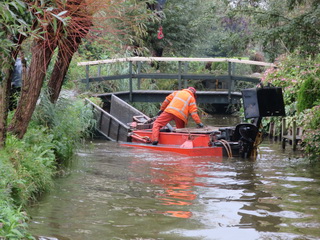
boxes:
[78,57,273,101]
[77,56,275,67]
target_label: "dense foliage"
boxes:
[0,97,94,239]
[1,1,320,238]
[146,0,205,57]
[32,94,96,163]
[228,0,320,61]
[302,106,320,161]
[262,53,320,160]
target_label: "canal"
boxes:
[27,116,320,240]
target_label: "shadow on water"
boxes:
[27,116,320,240]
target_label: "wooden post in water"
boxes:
[268,122,274,138]
[292,120,297,151]
[281,118,286,149]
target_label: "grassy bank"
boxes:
[0,96,95,239]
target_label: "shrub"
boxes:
[0,129,55,239]
[301,105,320,161]
[261,53,320,116]
[261,52,320,161]
[0,201,34,240]
[0,95,96,239]
[32,95,95,163]
[1,128,56,206]
[297,75,320,112]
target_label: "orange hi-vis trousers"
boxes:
[152,112,185,142]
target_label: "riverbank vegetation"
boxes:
[261,53,320,161]
[0,0,319,239]
[0,97,94,239]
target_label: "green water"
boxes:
[27,116,320,240]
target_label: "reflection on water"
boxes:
[130,156,222,219]
[27,115,320,240]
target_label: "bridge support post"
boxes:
[137,61,142,90]
[184,62,188,89]
[86,65,90,90]
[228,62,232,103]
[231,62,235,91]
[129,61,133,102]
[98,64,101,77]
[178,61,182,89]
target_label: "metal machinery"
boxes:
[216,86,285,158]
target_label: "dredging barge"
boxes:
[86,86,285,158]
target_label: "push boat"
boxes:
[87,86,285,158]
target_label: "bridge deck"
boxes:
[78,57,272,112]
[96,90,242,105]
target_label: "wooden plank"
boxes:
[110,94,149,124]
[228,59,275,67]
[85,98,130,142]
[78,57,132,66]
[174,126,220,134]
[78,57,275,67]
[95,90,242,97]
[81,74,260,83]
[94,90,242,105]
[282,135,302,140]
[80,74,131,83]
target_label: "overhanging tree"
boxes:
[228,0,320,61]
[3,0,150,141]
[9,0,71,138]
[0,0,31,147]
[47,0,92,103]
[117,0,205,57]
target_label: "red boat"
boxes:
[88,86,285,158]
[119,115,244,158]
[121,128,225,157]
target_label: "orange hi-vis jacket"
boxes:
[160,89,201,124]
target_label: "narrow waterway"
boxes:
[27,116,320,240]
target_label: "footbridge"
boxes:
[78,57,274,112]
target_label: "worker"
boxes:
[151,87,204,145]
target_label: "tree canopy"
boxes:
[0,0,152,145]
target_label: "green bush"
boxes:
[297,76,320,112]
[261,52,320,160]
[0,129,55,239]
[1,128,56,206]
[32,95,96,163]
[302,105,320,161]
[262,53,320,115]
[0,96,95,239]
[0,201,34,240]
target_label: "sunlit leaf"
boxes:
[57,10,68,16]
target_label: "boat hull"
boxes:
[120,142,223,157]
[121,129,224,157]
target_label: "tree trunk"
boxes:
[8,0,91,138]
[48,0,92,103]
[0,33,26,147]
[0,59,13,148]
[48,37,82,103]
[9,40,56,138]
